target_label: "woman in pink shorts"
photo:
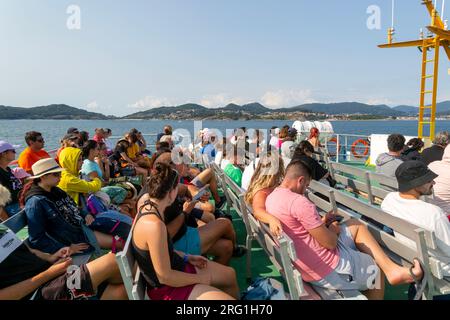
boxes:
[132,162,239,300]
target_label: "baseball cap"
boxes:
[0,141,19,153]
[67,127,79,134]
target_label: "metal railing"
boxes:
[322,133,371,164]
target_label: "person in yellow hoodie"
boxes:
[58,147,102,206]
[58,147,131,251]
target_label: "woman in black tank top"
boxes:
[132,163,239,300]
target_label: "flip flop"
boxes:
[409,258,428,300]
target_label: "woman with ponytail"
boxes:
[132,162,239,300]
[308,127,323,150]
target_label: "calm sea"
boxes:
[0,119,449,153]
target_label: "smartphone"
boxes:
[326,214,344,227]
[191,184,210,202]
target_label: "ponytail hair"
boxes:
[146,163,179,200]
[309,127,320,139]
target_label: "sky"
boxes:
[1,0,450,116]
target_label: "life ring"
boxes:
[351,139,370,158]
[328,137,341,156]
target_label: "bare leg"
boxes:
[198,218,237,249]
[189,261,239,299]
[188,167,201,178]
[195,169,220,202]
[199,211,215,224]
[85,253,127,300]
[199,201,215,214]
[206,238,233,265]
[345,219,422,285]
[94,232,124,251]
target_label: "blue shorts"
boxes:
[173,227,201,255]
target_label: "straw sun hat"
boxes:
[29,158,65,180]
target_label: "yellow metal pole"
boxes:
[424,0,446,29]
[388,27,395,44]
[430,37,440,142]
[419,39,428,139]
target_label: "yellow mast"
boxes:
[379,0,450,143]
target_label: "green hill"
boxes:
[0,104,113,120]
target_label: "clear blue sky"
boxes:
[1,0,450,116]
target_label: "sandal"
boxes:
[409,258,428,300]
[232,245,247,258]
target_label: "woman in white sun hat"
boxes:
[20,158,124,255]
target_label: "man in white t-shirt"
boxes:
[269,127,280,151]
[241,158,260,191]
[381,160,450,257]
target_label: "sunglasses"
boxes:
[36,138,44,143]
[48,172,61,177]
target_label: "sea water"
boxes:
[0,119,448,153]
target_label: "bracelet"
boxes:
[183,254,189,263]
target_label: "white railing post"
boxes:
[336,134,340,163]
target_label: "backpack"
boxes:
[87,194,108,215]
[241,277,286,300]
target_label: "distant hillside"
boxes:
[393,101,450,116]
[125,101,416,120]
[437,101,450,115]
[123,103,214,120]
[0,104,112,120]
[222,102,270,114]
[393,105,419,115]
[124,102,273,120]
[7,100,450,120]
[275,102,406,116]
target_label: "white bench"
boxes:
[244,203,366,300]
[307,179,450,299]
[213,160,366,299]
[115,222,148,300]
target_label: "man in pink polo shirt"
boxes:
[265,160,423,299]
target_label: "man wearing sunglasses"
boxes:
[0,141,23,220]
[18,131,50,174]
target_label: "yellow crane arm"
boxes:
[378,39,431,48]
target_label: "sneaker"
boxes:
[215,195,227,210]
[232,245,247,258]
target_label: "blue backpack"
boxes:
[241,277,279,300]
